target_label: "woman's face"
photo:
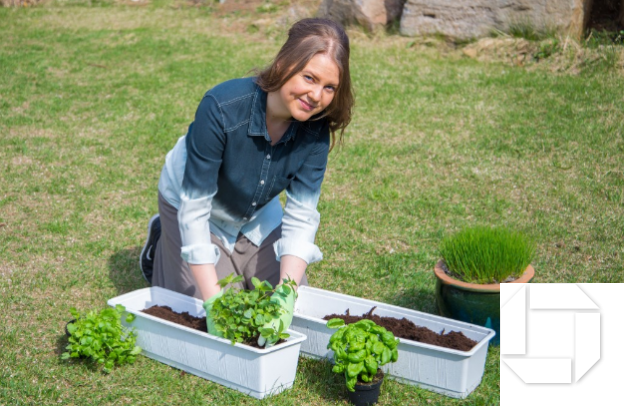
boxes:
[271,53,340,122]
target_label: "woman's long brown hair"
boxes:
[255,18,354,151]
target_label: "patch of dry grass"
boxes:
[461,35,624,75]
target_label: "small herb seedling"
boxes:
[62,304,141,373]
[326,318,399,392]
[211,273,297,347]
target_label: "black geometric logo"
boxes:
[500,283,606,389]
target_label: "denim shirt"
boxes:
[158,77,330,266]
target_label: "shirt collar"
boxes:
[248,84,268,137]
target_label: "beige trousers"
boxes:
[152,192,307,300]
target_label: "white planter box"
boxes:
[107,287,306,399]
[291,286,495,399]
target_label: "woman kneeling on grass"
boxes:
[138,18,354,347]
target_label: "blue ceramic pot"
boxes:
[434,261,535,346]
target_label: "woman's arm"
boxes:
[190,263,221,300]
[178,95,227,300]
[273,124,331,281]
[279,255,307,289]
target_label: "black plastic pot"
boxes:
[65,319,76,338]
[347,370,384,406]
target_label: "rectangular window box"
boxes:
[291,286,495,399]
[108,287,306,399]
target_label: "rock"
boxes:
[277,4,315,27]
[400,0,592,40]
[318,0,407,32]
[462,47,478,58]
[400,0,500,40]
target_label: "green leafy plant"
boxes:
[211,273,296,347]
[439,226,535,284]
[62,304,141,373]
[326,318,399,392]
[534,38,560,61]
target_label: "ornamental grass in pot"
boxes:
[434,226,536,345]
[326,318,399,406]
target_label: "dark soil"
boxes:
[323,307,478,352]
[142,305,277,349]
[356,368,384,387]
[143,305,207,331]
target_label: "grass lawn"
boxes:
[1,1,623,404]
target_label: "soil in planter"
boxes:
[142,305,284,349]
[323,307,478,352]
[143,305,207,331]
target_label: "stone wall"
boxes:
[399,0,594,40]
[318,0,616,40]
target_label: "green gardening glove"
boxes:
[202,289,224,337]
[257,283,296,348]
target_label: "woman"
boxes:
[139,18,354,343]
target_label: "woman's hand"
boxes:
[256,255,306,347]
[192,263,224,337]
[202,289,224,337]
[258,282,297,347]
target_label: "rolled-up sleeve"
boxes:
[178,94,225,264]
[274,127,330,264]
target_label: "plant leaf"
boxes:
[346,362,363,378]
[259,327,275,337]
[326,318,345,329]
[346,375,357,392]
[381,347,392,365]
[255,314,264,325]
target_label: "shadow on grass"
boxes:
[54,333,102,373]
[293,357,349,404]
[108,246,149,295]
[54,330,69,357]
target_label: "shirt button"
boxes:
[252,202,257,206]
[266,154,271,160]
[260,180,265,185]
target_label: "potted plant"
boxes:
[107,284,306,399]
[326,318,399,406]
[210,273,295,347]
[62,304,141,373]
[435,225,536,345]
[290,285,495,399]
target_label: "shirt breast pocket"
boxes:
[264,174,295,203]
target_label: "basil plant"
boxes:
[326,318,399,392]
